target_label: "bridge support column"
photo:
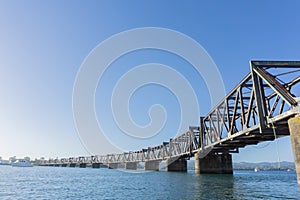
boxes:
[166,158,187,172]
[288,116,300,186]
[125,162,137,170]
[195,153,233,174]
[92,163,100,168]
[69,163,76,167]
[108,163,118,169]
[79,163,86,168]
[144,161,160,171]
[101,164,108,168]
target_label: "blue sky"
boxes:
[0,1,299,162]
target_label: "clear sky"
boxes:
[0,1,299,162]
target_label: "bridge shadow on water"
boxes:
[193,173,235,199]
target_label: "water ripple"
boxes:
[0,166,299,200]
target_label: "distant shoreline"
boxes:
[186,161,295,171]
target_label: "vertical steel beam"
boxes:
[199,117,205,148]
[251,62,267,132]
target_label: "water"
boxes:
[0,166,299,200]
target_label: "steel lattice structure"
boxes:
[43,61,300,166]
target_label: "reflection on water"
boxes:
[194,174,234,199]
[0,166,299,199]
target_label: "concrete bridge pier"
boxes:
[166,158,187,172]
[69,163,76,167]
[288,115,300,186]
[92,163,100,168]
[144,161,160,171]
[101,164,108,168]
[195,152,233,174]
[125,162,137,170]
[108,163,118,169]
[79,163,86,168]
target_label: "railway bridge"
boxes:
[41,61,300,185]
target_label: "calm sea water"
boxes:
[0,165,299,200]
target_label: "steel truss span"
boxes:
[43,61,300,166]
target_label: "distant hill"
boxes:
[187,160,295,171]
[233,161,295,170]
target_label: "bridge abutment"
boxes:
[288,116,300,186]
[195,152,233,174]
[144,161,160,171]
[125,162,137,170]
[166,158,187,172]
